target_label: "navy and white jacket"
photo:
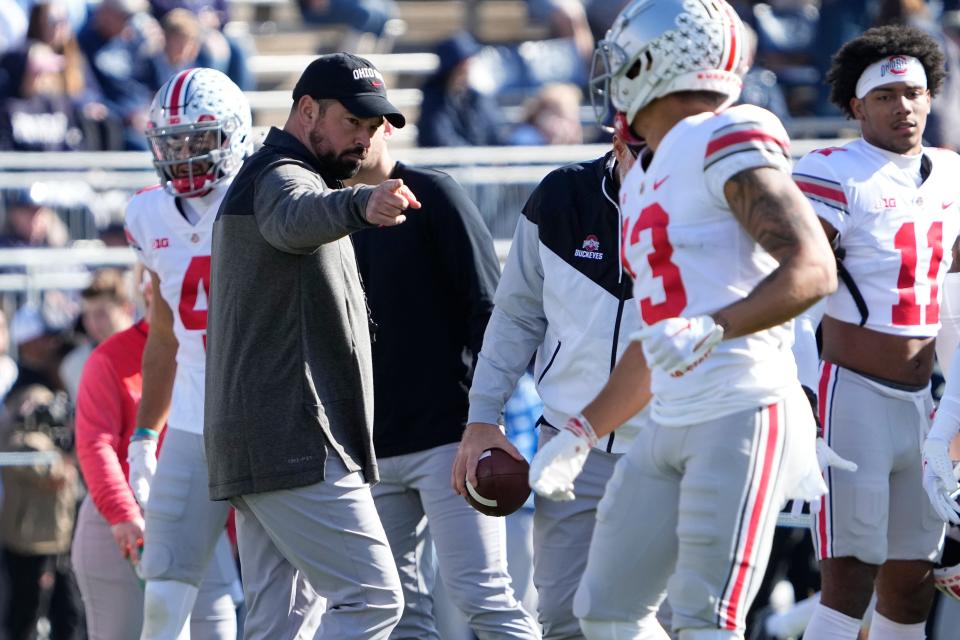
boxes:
[468,151,646,453]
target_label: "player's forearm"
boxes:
[713,249,836,339]
[581,342,652,438]
[722,167,837,338]
[136,335,177,432]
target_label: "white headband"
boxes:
[855,55,927,99]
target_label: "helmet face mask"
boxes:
[591,0,747,134]
[147,68,252,198]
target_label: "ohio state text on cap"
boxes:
[292,53,406,128]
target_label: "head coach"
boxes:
[203,53,420,640]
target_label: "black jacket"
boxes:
[352,162,500,457]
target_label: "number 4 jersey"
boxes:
[124,182,228,435]
[621,104,797,427]
[793,138,960,337]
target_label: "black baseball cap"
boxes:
[293,53,406,128]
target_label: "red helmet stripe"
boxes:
[721,1,740,72]
[167,69,194,117]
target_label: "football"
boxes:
[464,448,531,517]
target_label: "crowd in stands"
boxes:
[0,0,251,151]
[1,0,959,154]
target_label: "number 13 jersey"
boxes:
[124,181,230,435]
[793,138,960,337]
[621,104,797,426]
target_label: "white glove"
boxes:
[922,437,960,525]
[127,438,158,508]
[816,437,858,474]
[935,563,960,601]
[529,415,598,502]
[809,438,858,516]
[634,315,724,377]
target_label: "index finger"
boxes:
[453,443,483,496]
[398,185,421,210]
[451,447,467,495]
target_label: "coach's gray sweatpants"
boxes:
[534,426,620,640]
[72,496,237,640]
[372,441,540,639]
[231,454,403,640]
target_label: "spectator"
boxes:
[812,0,877,114]
[192,8,251,91]
[525,0,594,62]
[27,0,121,148]
[142,8,201,91]
[97,222,129,247]
[149,0,228,25]
[28,1,100,104]
[508,82,583,146]
[77,0,159,150]
[297,0,399,54]
[10,306,69,394]
[144,0,251,90]
[59,268,134,402]
[71,272,242,640]
[417,32,508,148]
[0,41,89,151]
[0,186,70,248]
[738,23,791,122]
[0,184,70,249]
[0,384,84,640]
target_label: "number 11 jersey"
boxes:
[793,138,960,337]
[124,181,229,435]
[620,104,797,427]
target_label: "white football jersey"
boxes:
[793,139,960,337]
[124,181,230,434]
[621,104,797,426]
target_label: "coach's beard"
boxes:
[309,134,366,179]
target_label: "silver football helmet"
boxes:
[590,0,747,140]
[146,68,252,198]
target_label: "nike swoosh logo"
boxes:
[944,202,954,210]
[653,176,669,190]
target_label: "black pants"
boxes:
[2,549,84,640]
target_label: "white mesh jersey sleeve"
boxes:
[792,148,851,237]
[123,186,164,272]
[702,104,793,205]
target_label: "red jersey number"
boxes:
[179,255,211,332]
[892,221,943,325]
[627,203,688,324]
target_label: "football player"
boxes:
[124,68,321,639]
[528,1,838,638]
[791,25,960,640]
